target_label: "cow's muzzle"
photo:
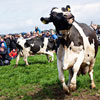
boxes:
[40,17,50,24]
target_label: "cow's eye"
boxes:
[64,15,67,17]
[50,12,57,16]
[57,13,63,16]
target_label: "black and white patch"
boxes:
[15,36,55,67]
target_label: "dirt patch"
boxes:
[26,85,100,100]
[2,85,100,100]
[65,93,100,100]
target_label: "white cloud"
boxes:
[22,19,34,26]
[0,0,100,34]
[72,2,100,24]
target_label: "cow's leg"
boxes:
[57,45,69,93]
[51,52,54,62]
[69,50,84,91]
[15,52,21,67]
[68,68,73,86]
[89,69,96,89]
[89,60,96,89]
[57,58,69,93]
[46,54,50,62]
[45,52,54,62]
[23,55,29,66]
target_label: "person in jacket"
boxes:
[0,45,11,66]
[9,49,17,59]
[4,35,10,53]
[10,35,17,51]
[50,30,58,40]
[0,38,7,48]
[35,26,41,34]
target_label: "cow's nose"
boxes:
[40,17,44,21]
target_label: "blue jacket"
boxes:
[35,27,41,34]
[0,41,7,48]
[51,34,58,39]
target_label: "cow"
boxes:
[15,36,55,67]
[40,6,98,93]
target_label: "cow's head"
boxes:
[40,6,74,34]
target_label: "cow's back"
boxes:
[68,22,98,57]
[79,23,98,57]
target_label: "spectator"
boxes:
[0,38,7,48]
[4,35,11,53]
[9,49,17,59]
[41,31,45,37]
[31,31,36,38]
[36,31,40,36]
[90,24,100,34]
[50,30,58,39]
[35,26,41,34]
[14,34,19,42]
[91,24,97,31]
[0,46,11,66]
[10,35,17,51]
[0,36,1,40]
[18,34,23,38]
[25,32,31,38]
[45,31,50,38]
[96,26,100,34]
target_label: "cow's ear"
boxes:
[66,5,71,12]
[61,7,66,12]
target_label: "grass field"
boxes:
[0,47,100,100]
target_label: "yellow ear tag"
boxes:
[42,20,46,24]
[68,8,70,12]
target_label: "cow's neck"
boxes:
[58,33,71,48]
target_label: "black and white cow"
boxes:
[15,36,55,67]
[41,6,98,93]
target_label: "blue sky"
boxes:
[0,0,100,34]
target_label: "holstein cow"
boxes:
[40,6,98,93]
[15,36,55,67]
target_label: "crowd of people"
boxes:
[0,26,58,66]
[0,23,100,66]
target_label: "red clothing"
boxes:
[9,49,17,58]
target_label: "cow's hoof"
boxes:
[50,60,53,62]
[69,83,76,91]
[48,60,53,62]
[63,86,70,94]
[91,83,96,89]
[63,67,67,70]
[26,64,29,66]
[63,83,70,94]
[48,60,50,62]
[14,64,18,68]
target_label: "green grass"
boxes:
[0,47,100,100]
